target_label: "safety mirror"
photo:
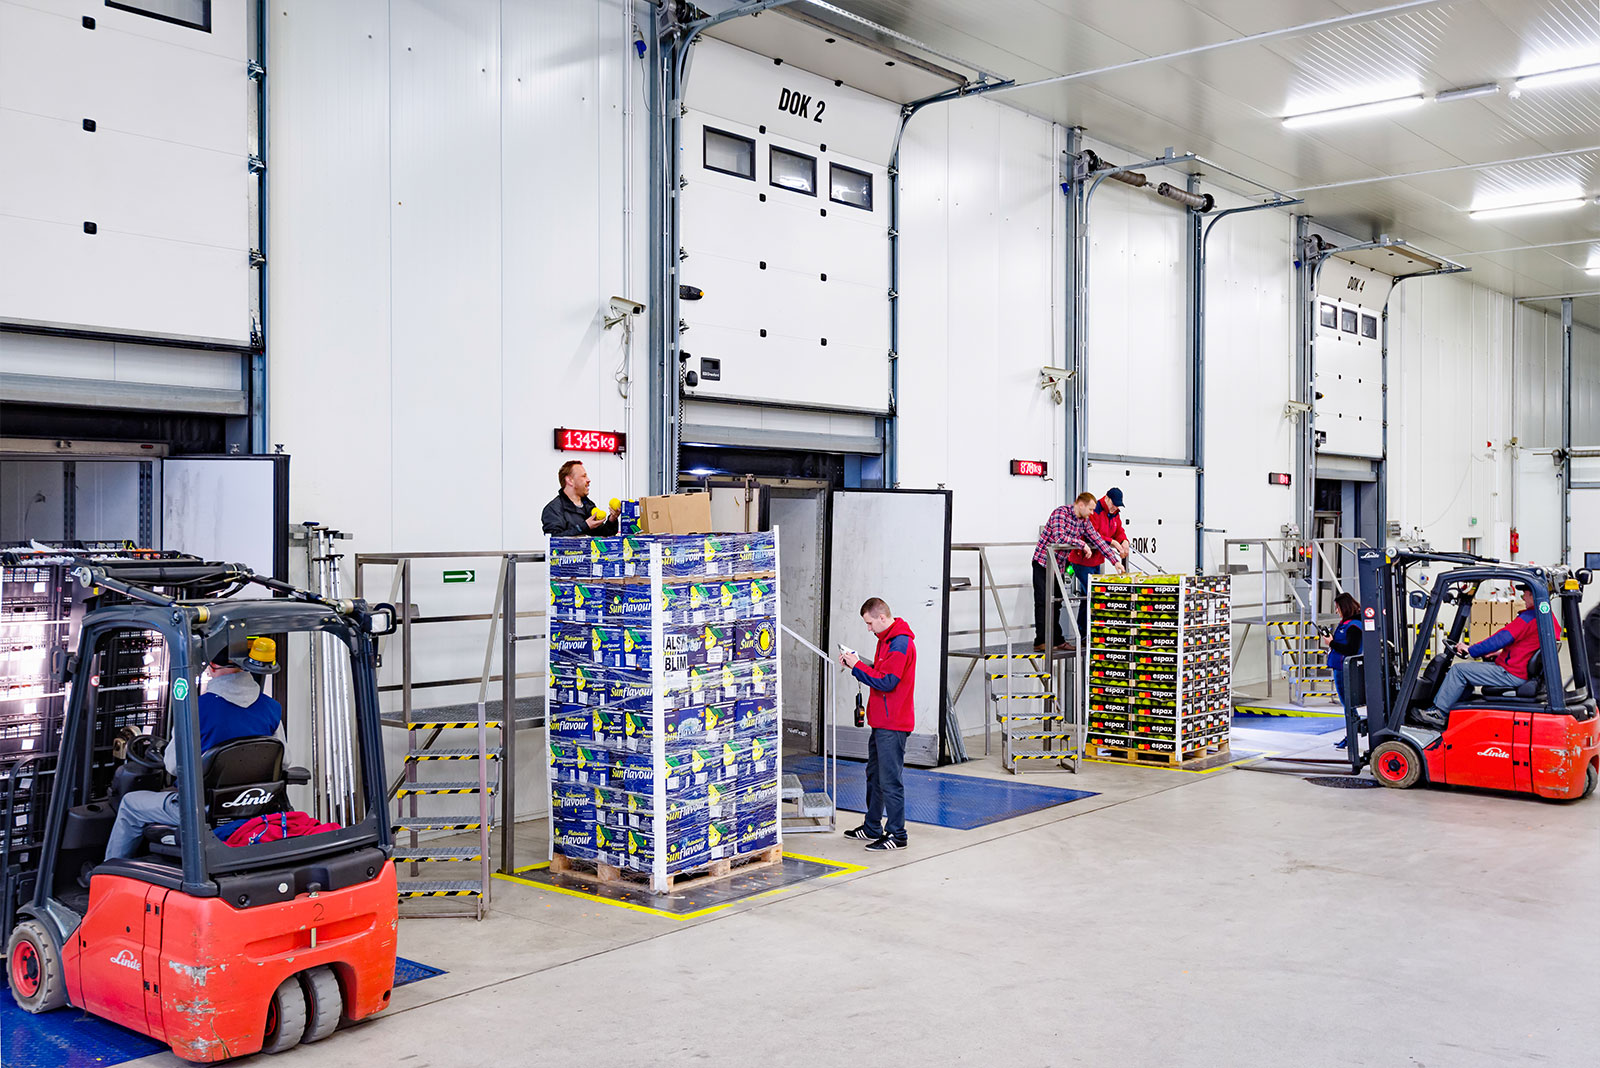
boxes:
[1408,591,1428,611]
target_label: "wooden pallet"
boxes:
[1086,738,1231,768]
[550,844,783,893]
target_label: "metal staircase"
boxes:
[949,542,1082,774]
[1269,620,1336,704]
[391,708,497,914]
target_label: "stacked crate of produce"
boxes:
[1085,573,1231,765]
[546,531,781,893]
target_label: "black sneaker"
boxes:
[1413,708,1447,730]
[843,826,879,840]
[865,836,907,851]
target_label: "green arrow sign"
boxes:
[443,570,476,584]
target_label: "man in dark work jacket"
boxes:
[541,460,618,536]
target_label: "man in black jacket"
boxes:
[541,460,618,536]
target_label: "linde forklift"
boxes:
[1324,548,1597,800]
[2,555,400,1060]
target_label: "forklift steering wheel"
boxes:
[125,733,166,773]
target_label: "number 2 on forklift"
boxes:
[4,561,400,1061]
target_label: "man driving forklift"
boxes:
[1414,582,1561,729]
[103,637,284,860]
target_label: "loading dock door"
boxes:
[826,489,951,767]
[161,455,289,582]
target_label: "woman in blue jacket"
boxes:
[1325,593,1363,745]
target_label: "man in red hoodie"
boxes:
[839,598,916,851]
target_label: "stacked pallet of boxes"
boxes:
[546,529,781,894]
[1085,573,1231,766]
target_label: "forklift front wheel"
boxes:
[261,976,308,1054]
[6,920,67,1013]
[1370,740,1422,789]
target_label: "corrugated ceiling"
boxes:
[707,0,1600,324]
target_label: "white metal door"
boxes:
[827,489,951,767]
[160,455,288,582]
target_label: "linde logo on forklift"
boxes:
[221,787,276,809]
[109,949,140,971]
[1479,746,1511,759]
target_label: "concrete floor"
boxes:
[125,732,1599,1067]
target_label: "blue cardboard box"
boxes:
[549,620,593,662]
[707,817,740,860]
[551,782,597,822]
[593,624,652,669]
[738,812,779,853]
[735,697,778,737]
[549,741,612,786]
[606,671,654,712]
[549,580,608,621]
[605,583,654,619]
[549,664,605,706]
[735,619,776,661]
[548,703,593,741]
[621,705,709,749]
[553,818,596,859]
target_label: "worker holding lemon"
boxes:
[542,460,619,536]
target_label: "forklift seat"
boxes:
[1479,650,1544,700]
[142,737,301,856]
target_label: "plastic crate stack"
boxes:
[0,562,72,773]
[546,531,781,893]
[1085,573,1232,764]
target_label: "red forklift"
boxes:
[2,559,400,1060]
[1331,549,1598,800]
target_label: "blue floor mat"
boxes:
[791,756,1096,830]
[1232,713,1347,734]
[1,955,445,1068]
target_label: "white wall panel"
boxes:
[1086,461,1196,575]
[1576,323,1600,447]
[1513,448,1562,567]
[388,0,503,550]
[1313,260,1390,459]
[1200,199,1297,573]
[1083,140,1187,461]
[1389,274,1514,555]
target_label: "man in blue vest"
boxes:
[104,637,285,860]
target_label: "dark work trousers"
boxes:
[864,727,909,841]
[1032,560,1069,648]
[1075,562,1102,640]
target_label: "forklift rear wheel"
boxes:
[301,965,344,1043]
[1580,763,1598,801]
[262,976,308,1054]
[1371,740,1422,789]
[7,920,67,1013]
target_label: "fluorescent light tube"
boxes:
[1283,94,1426,129]
[1587,267,1600,276]
[1434,83,1500,103]
[1515,62,1600,91]
[1468,198,1587,221]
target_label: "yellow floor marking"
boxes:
[492,851,859,921]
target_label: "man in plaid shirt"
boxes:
[1032,492,1123,650]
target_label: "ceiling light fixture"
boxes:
[1434,82,1501,103]
[1514,62,1600,91]
[1588,267,1600,276]
[1282,93,1426,129]
[1468,197,1589,221]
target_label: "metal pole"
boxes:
[1063,128,1082,489]
[1187,173,1204,571]
[250,0,269,454]
[1562,297,1574,563]
[500,555,517,873]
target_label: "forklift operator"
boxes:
[103,638,284,860]
[1416,584,1562,729]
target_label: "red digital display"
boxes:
[1010,459,1048,477]
[554,428,626,454]
[1267,472,1292,486]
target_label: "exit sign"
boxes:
[1010,459,1048,478]
[443,570,476,584]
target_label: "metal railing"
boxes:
[354,550,546,876]
[948,541,1083,770]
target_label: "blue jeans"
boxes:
[1431,661,1522,715]
[864,728,908,840]
[1075,563,1102,639]
[1333,670,1346,709]
[105,789,181,860]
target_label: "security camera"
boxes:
[605,296,645,328]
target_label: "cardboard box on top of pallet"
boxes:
[1465,598,1517,646]
[638,492,714,534]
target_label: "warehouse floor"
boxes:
[106,731,1600,1066]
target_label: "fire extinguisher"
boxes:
[1510,528,1520,555]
